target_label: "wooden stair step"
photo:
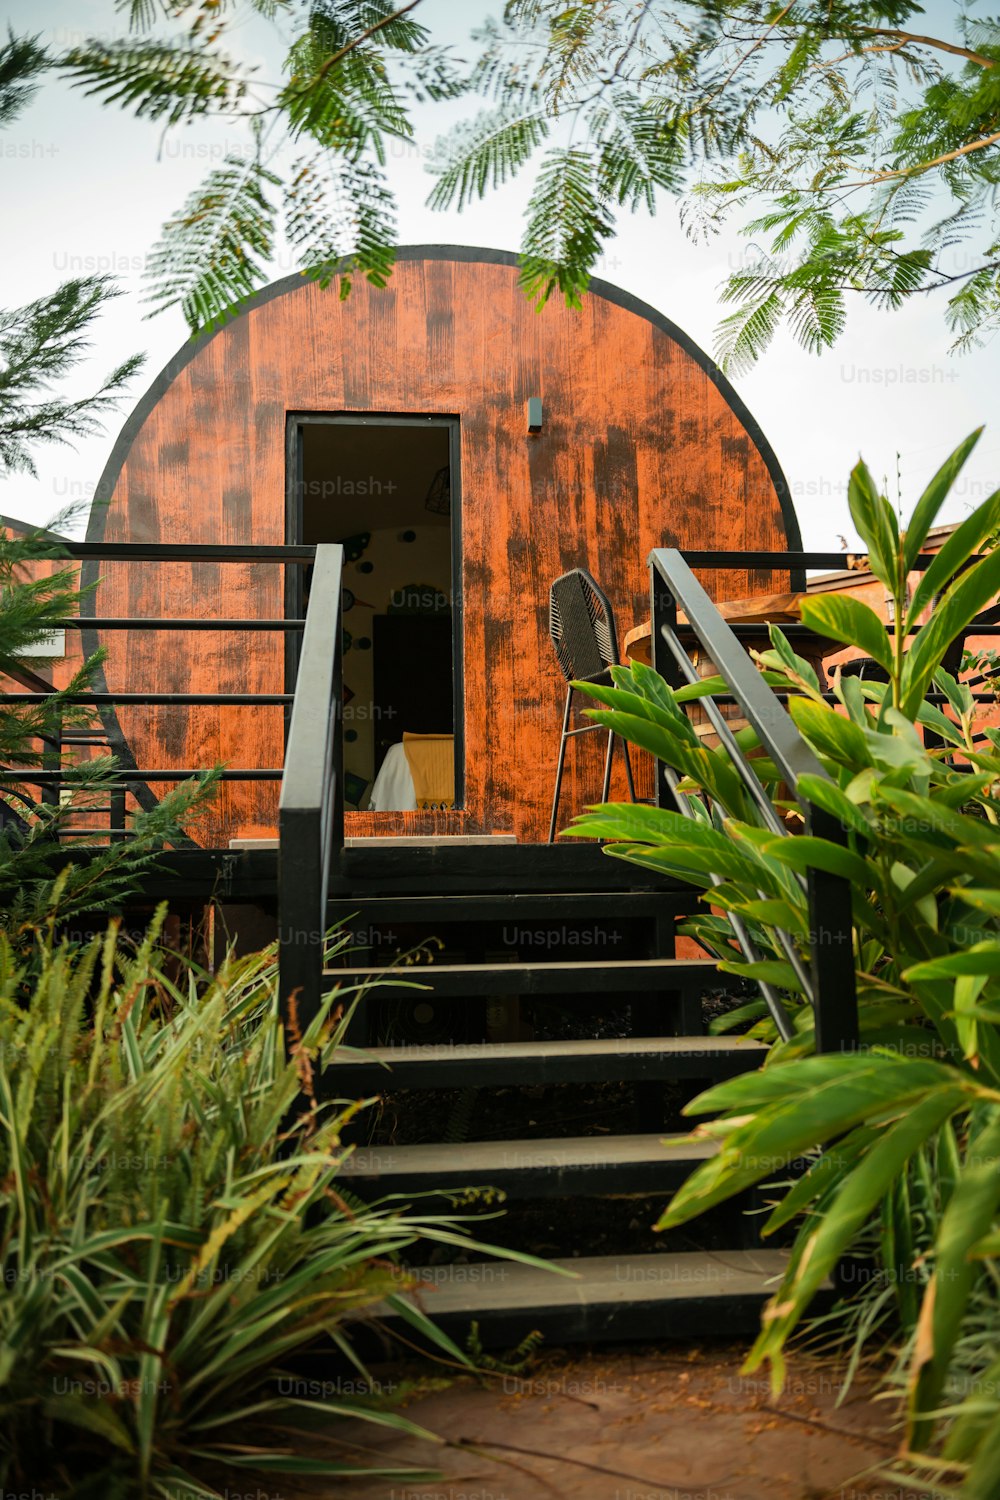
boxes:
[325,842,697,898]
[340,1132,717,1198]
[324,958,717,999]
[328,1035,765,1090]
[327,890,672,923]
[371,1250,800,1346]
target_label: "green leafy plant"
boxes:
[0,913,552,1498]
[565,430,1000,1495]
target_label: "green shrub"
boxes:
[0,914,531,1498]
[566,431,1000,1496]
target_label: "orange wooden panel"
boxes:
[87,249,800,846]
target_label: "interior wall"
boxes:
[299,421,454,807]
[337,525,453,805]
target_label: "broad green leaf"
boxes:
[716,959,806,992]
[659,1054,963,1229]
[750,1088,965,1367]
[789,697,872,768]
[901,549,1000,718]
[762,834,873,888]
[902,429,982,575]
[953,971,987,1062]
[710,894,809,938]
[763,1128,879,1233]
[846,458,898,593]
[796,773,872,836]
[904,946,1000,980]
[761,626,822,694]
[799,594,894,675]
[907,476,1000,623]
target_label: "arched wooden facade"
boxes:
[84,246,801,846]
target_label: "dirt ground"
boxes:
[272,1344,932,1500]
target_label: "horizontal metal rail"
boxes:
[1,769,283,783]
[59,543,316,562]
[1,541,321,841]
[663,550,983,572]
[56,618,305,631]
[6,693,292,705]
[649,548,859,1054]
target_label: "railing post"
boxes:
[278,543,345,1038]
[805,807,859,1052]
[649,563,682,811]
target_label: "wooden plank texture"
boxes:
[88,250,797,844]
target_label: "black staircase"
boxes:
[270,547,870,1349]
[13,536,966,1348]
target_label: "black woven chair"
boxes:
[547,567,638,843]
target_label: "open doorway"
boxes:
[287,414,462,812]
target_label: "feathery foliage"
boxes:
[0,915,547,1495]
[144,142,282,328]
[0,281,143,478]
[11,4,999,353]
[437,1,1000,360]
[0,28,48,126]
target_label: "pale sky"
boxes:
[2,0,998,550]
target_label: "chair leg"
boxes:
[601,726,616,804]
[548,686,574,843]
[621,736,637,803]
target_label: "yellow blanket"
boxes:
[402,733,455,809]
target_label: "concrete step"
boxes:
[373,1250,801,1347]
[325,957,718,999]
[328,1034,766,1091]
[340,1132,717,1199]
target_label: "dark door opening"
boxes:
[288,415,462,812]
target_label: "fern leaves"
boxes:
[60,40,247,126]
[285,152,396,298]
[427,105,550,211]
[145,148,280,329]
[519,147,614,308]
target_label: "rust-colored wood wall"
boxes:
[86,247,800,845]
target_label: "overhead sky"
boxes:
[2,0,998,550]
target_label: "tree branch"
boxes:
[836,128,1000,188]
[291,0,424,93]
[857,27,997,70]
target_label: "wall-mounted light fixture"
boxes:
[527,397,543,434]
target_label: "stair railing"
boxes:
[277,542,346,1032]
[649,548,859,1053]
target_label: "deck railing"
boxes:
[649,549,862,1053]
[276,542,345,1029]
[643,548,1000,1053]
[1,532,344,1034]
[0,541,315,837]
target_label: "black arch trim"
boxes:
[82,244,803,829]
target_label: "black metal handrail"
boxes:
[2,541,316,837]
[649,548,860,1053]
[3,529,345,1029]
[277,543,345,1031]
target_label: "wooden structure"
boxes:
[84,246,800,847]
